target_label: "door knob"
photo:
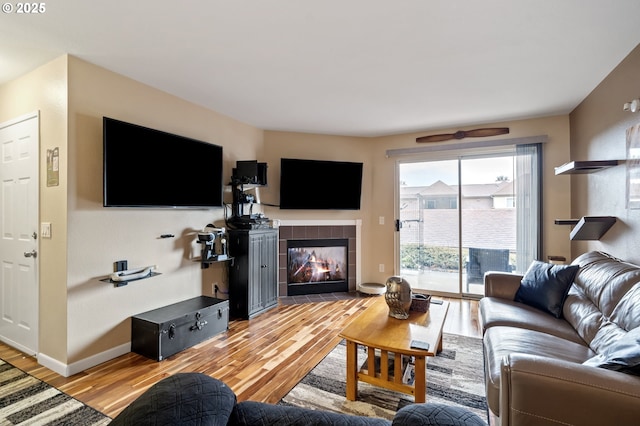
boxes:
[24,250,37,258]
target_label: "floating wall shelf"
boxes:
[554,160,619,175]
[100,272,161,287]
[554,216,617,240]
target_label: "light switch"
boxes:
[41,222,51,239]
[379,216,385,225]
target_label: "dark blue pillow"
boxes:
[514,261,579,318]
[583,327,640,375]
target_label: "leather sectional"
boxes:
[480,251,640,425]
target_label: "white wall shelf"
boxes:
[100,272,161,288]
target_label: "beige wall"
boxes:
[1,55,264,371]
[569,43,640,262]
[265,115,573,286]
[6,43,634,372]
[63,56,264,365]
[0,56,69,363]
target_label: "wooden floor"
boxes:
[0,295,481,419]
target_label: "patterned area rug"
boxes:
[0,359,111,425]
[280,333,487,421]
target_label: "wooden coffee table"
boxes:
[338,297,449,403]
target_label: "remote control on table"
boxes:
[410,340,430,351]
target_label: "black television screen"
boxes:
[103,117,223,208]
[279,158,363,210]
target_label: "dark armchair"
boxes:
[466,248,510,289]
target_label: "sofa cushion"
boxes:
[483,326,594,415]
[583,326,640,375]
[110,373,236,426]
[392,403,486,425]
[514,261,579,318]
[479,297,585,344]
[232,401,391,426]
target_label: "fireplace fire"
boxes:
[287,238,348,295]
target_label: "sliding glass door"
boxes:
[398,159,460,294]
[460,155,516,296]
[397,146,540,297]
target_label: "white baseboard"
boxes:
[0,336,35,357]
[38,342,131,377]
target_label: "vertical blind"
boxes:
[515,143,542,272]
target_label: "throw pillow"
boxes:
[514,260,579,318]
[583,327,640,376]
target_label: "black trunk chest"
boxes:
[131,296,229,361]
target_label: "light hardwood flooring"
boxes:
[0,294,481,419]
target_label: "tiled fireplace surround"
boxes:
[277,221,359,297]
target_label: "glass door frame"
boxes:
[394,146,517,299]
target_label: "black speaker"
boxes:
[232,160,267,185]
[235,160,257,182]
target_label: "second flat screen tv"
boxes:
[279,158,363,210]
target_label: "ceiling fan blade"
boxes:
[415,133,455,143]
[464,128,510,138]
[416,127,509,143]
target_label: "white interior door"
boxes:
[0,112,39,355]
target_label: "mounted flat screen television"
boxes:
[279,158,363,210]
[103,117,224,208]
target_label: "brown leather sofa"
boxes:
[479,251,640,425]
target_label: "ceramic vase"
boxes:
[384,276,412,319]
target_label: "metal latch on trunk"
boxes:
[190,311,208,331]
[160,323,177,339]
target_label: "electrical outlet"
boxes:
[41,222,51,238]
[379,263,385,272]
[213,282,219,294]
[379,216,385,225]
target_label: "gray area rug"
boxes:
[0,359,111,425]
[280,333,487,420]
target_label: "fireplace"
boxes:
[286,239,349,295]
[277,222,358,297]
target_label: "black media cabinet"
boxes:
[131,296,229,361]
[228,228,278,319]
